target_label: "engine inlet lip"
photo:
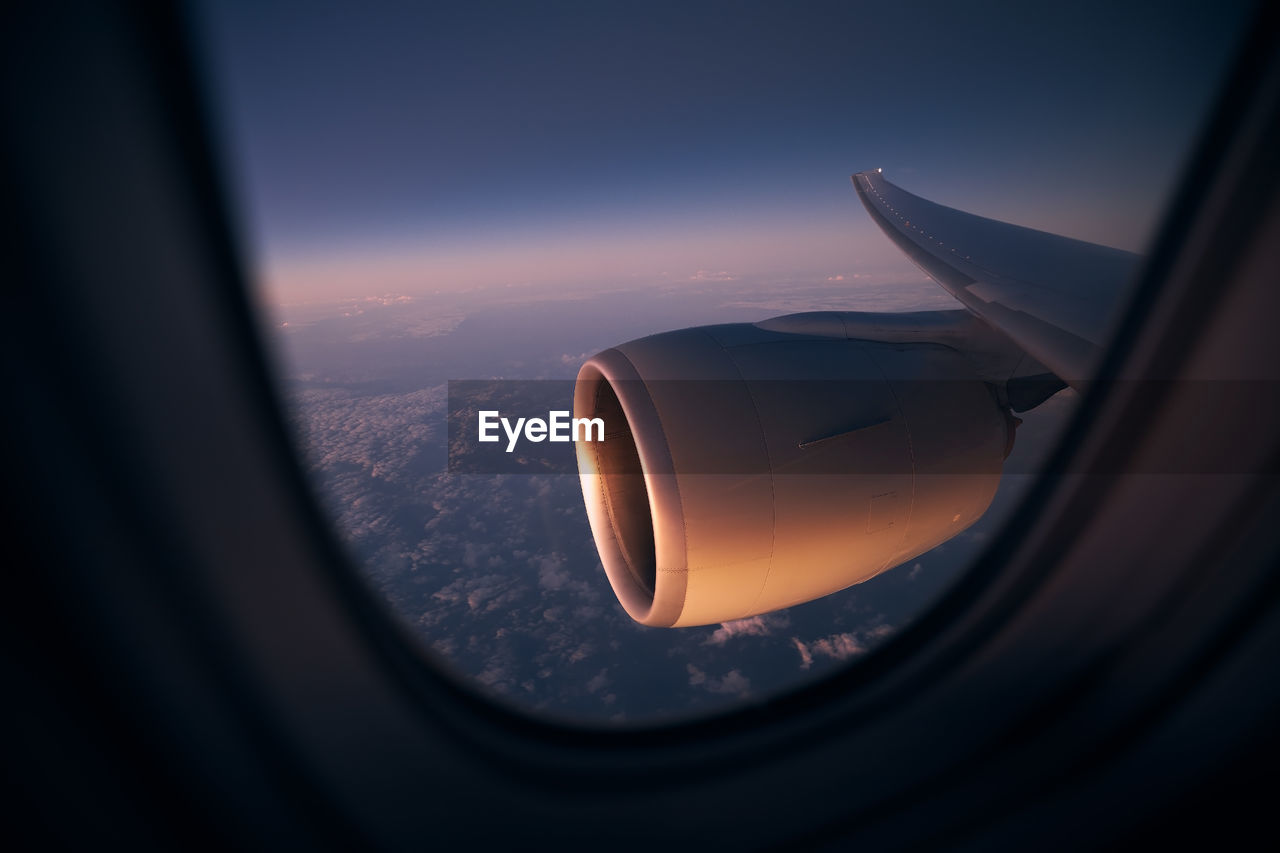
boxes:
[574,351,688,627]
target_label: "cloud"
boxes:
[688,269,736,282]
[704,612,790,646]
[908,562,924,581]
[709,670,751,695]
[585,668,610,694]
[462,542,486,568]
[475,660,513,693]
[720,271,959,315]
[537,554,571,590]
[687,664,751,696]
[277,295,463,342]
[791,637,813,669]
[792,631,869,670]
[431,574,519,613]
[865,624,894,641]
[813,633,865,659]
[362,293,416,305]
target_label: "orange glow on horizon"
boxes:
[258,216,901,304]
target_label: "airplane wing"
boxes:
[852,170,1140,385]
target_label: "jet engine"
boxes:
[574,313,1018,627]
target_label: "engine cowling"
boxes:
[574,317,1013,627]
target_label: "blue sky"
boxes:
[194,0,1252,302]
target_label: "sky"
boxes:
[193,1,1257,721]
[193,0,1252,303]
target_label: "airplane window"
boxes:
[191,1,1252,723]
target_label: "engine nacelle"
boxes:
[574,316,1013,627]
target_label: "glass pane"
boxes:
[192,0,1251,722]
